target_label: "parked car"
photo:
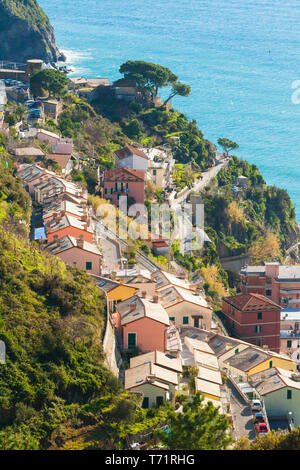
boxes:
[254,412,265,424]
[255,422,268,434]
[251,399,262,411]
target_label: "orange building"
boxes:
[114,295,170,352]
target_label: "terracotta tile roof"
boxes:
[223,293,280,311]
[104,167,145,182]
[115,145,148,160]
[47,154,73,169]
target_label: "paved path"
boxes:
[170,156,228,211]
[226,381,256,441]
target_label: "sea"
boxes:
[39,0,300,222]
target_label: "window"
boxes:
[255,325,262,333]
[156,396,164,407]
[266,290,272,296]
[257,312,262,320]
[142,397,149,408]
[104,188,108,195]
[153,169,157,175]
[86,262,92,270]
[287,389,292,400]
[235,348,239,354]
[128,333,136,349]
[183,316,189,325]
[169,317,175,323]
[269,360,273,368]
[287,340,292,348]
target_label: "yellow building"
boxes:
[222,346,297,382]
[94,276,137,311]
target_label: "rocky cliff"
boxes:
[0,0,65,63]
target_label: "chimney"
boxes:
[153,295,159,303]
[53,235,58,241]
[130,303,136,312]
[141,290,147,299]
[81,214,88,222]
[60,210,66,217]
[77,237,84,249]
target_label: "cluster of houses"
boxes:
[220,262,300,368]
[14,128,77,176]
[101,144,175,208]
[6,62,300,431]
[16,161,103,275]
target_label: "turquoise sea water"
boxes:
[39,0,300,221]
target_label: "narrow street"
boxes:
[226,380,256,441]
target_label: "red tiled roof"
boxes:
[115,145,147,160]
[223,293,281,311]
[47,153,73,169]
[104,167,145,182]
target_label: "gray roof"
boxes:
[117,295,170,326]
[224,347,269,371]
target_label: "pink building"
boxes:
[45,214,94,244]
[240,263,300,309]
[222,293,281,353]
[114,295,170,352]
[45,235,101,275]
[103,167,145,206]
[37,129,73,154]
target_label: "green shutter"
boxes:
[128,333,136,349]
[183,316,189,325]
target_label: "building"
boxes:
[42,199,87,223]
[145,147,175,189]
[46,153,77,176]
[124,361,179,408]
[45,213,94,244]
[114,294,170,352]
[153,270,196,291]
[240,263,300,309]
[103,167,145,206]
[249,367,300,427]
[130,350,182,376]
[114,145,148,172]
[37,129,73,154]
[157,284,212,329]
[42,99,63,122]
[94,276,138,311]
[13,147,45,160]
[45,235,102,275]
[222,293,281,352]
[280,308,300,366]
[222,346,296,383]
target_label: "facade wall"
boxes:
[117,154,148,172]
[248,358,297,376]
[241,275,300,309]
[129,383,169,408]
[56,247,101,276]
[103,180,145,206]
[222,300,281,352]
[122,317,168,352]
[166,301,212,329]
[263,388,300,427]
